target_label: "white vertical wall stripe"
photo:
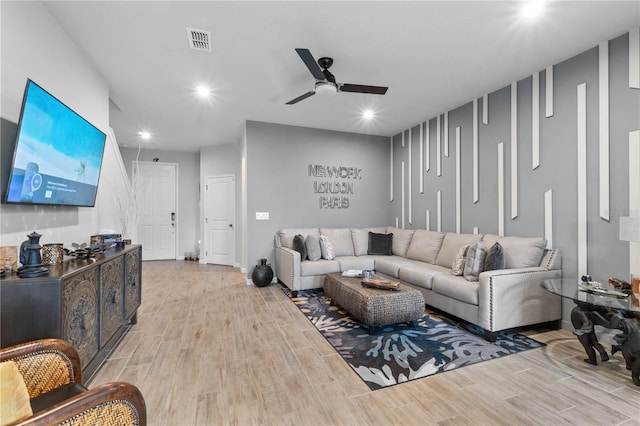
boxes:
[426,210,431,231]
[482,94,489,125]
[577,83,588,275]
[629,131,640,275]
[444,112,449,157]
[545,189,553,249]
[401,161,405,229]
[511,82,518,219]
[498,143,505,237]
[408,128,412,225]
[425,121,430,172]
[402,129,405,147]
[599,42,610,221]
[390,137,394,202]
[532,72,540,170]
[630,27,640,89]
[395,217,399,228]
[546,65,554,117]
[437,190,442,232]
[437,115,442,176]
[473,99,479,203]
[456,126,461,233]
[419,123,424,193]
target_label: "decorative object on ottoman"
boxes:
[251,258,273,287]
[17,232,48,278]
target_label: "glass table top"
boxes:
[542,278,640,314]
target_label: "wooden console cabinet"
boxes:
[0,245,142,383]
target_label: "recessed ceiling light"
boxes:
[138,131,151,140]
[195,84,212,98]
[362,109,375,120]
[521,0,545,19]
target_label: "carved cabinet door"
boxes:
[100,256,124,346]
[62,268,99,368]
[124,249,141,319]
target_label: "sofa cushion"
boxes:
[279,228,320,248]
[435,233,483,268]
[386,227,416,257]
[373,256,414,278]
[300,259,340,276]
[351,227,387,256]
[405,230,445,264]
[398,262,450,290]
[482,234,547,269]
[305,235,322,261]
[338,256,377,272]
[451,243,470,276]
[292,234,308,260]
[320,228,355,256]
[368,232,393,255]
[483,242,505,271]
[319,235,336,260]
[463,241,487,281]
[432,275,479,305]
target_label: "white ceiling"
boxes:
[42,1,640,152]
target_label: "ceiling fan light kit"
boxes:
[286,48,389,105]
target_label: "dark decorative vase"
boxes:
[251,258,273,288]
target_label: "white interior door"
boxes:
[135,162,177,260]
[204,175,235,265]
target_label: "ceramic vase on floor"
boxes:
[251,258,273,287]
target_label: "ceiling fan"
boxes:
[286,48,389,105]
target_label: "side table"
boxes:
[541,278,640,386]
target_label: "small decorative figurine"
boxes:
[17,231,49,278]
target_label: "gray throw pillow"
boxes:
[484,242,505,271]
[463,241,487,281]
[305,235,322,261]
[368,232,393,255]
[292,234,307,260]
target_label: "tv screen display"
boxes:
[4,79,106,207]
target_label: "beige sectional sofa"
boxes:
[275,226,562,340]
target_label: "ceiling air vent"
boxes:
[186,28,211,52]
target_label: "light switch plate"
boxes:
[256,212,269,220]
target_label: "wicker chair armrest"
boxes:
[0,339,82,397]
[13,382,146,426]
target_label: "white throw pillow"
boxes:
[451,244,470,276]
[319,235,336,260]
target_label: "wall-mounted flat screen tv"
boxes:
[4,79,106,207]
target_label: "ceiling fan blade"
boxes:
[295,48,326,81]
[339,84,389,95]
[286,91,316,105]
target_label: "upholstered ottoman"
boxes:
[323,272,425,333]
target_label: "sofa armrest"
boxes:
[17,382,146,426]
[478,267,562,332]
[275,246,301,291]
[0,339,82,398]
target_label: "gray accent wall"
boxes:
[392,31,639,325]
[246,121,391,275]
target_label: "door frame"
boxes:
[203,173,236,266]
[132,160,179,260]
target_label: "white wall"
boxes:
[0,1,130,250]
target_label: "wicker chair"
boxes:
[0,338,146,425]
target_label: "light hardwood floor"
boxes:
[89,261,640,426]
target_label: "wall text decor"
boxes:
[309,164,362,209]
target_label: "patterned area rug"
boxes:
[283,287,545,390]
